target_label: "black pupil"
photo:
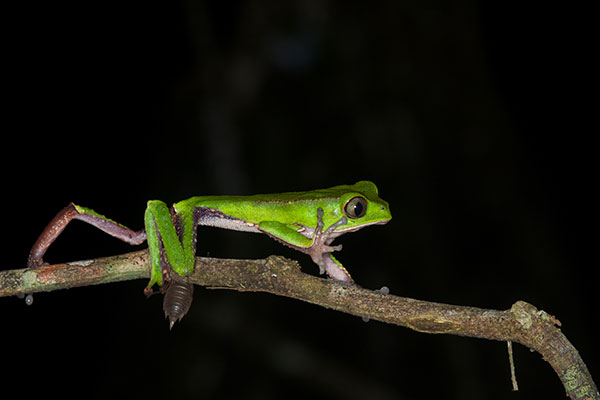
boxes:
[353,201,363,217]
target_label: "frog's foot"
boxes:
[317,253,354,283]
[316,208,346,249]
[306,208,345,261]
[144,286,159,298]
[304,208,353,282]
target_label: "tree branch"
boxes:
[1,250,597,400]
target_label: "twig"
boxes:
[1,250,597,400]
[507,341,519,391]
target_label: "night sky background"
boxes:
[3,2,596,399]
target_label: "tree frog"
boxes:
[27,181,392,327]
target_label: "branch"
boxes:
[1,250,597,400]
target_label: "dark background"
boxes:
[2,2,596,399]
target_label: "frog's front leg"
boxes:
[258,211,350,282]
[305,208,353,283]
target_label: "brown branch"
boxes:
[1,250,597,400]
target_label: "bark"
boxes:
[1,250,597,399]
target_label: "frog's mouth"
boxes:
[333,218,390,234]
[296,218,390,241]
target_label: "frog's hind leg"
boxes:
[27,203,147,269]
[25,202,147,305]
[145,200,198,327]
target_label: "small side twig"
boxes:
[507,341,519,391]
[0,250,597,400]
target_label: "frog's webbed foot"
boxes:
[305,208,353,283]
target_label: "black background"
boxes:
[2,2,596,399]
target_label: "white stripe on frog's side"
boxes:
[194,207,261,233]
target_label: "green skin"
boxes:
[27,181,391,324]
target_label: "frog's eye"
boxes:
[344,196,368,219]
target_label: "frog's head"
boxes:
[334,181,392,233]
